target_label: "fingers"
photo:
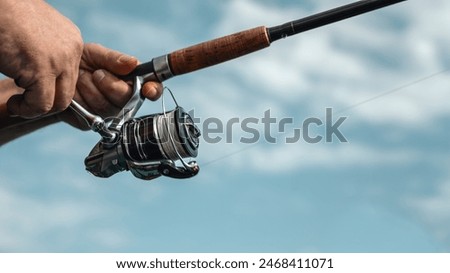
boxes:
[7,70,78,119]
[8,65,163,120]
[81,43,164,101]
[0,0,83,119]
[81,43,138,75]
[92,69,132,106]
[7,77,56,118]
[86,68,163,108]
[66,44,164,130]
[76,69,121,118]
[142,81,163,101]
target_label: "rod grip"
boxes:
[168,26,270,76]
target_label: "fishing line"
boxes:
[202,68,450,167]
[335,68,450,115]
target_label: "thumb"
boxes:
[83,43,139,75]
[115,54,139,75]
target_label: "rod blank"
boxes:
[268,0,407,42]
[122,0,406,82]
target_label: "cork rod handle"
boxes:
[168,26,271,76]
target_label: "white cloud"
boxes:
[0,175,130,251]
[0,187,87,250]
[84,10,181,59]
[208,0,450,129]
[225,141,418,173]
[169,0,450,174]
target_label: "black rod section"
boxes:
[268,0,406,42]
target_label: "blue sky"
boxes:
[1,0,450,252]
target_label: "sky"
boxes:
[1,0,450,252]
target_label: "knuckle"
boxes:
[39,104,53,114]
[93,70,107,86]
[40,101,54,113]
[52,99,71,113]
[75,39,83,54]
[13,72,35,89]
[30,102,53,116]
[71,26,83,49]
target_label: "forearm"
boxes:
[0,78,60,146]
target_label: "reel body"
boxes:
[84,107,200,180]
[71,75,200,181]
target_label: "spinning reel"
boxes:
[70,76,200,181]
[68,0,405,181]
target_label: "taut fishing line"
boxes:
[202,68,450,167]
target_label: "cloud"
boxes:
[0,172,132,251]
[225,141,419,173]
[174,0,450,174]
[0,184,94,250]
[180,4,450,253]
[84,11,181,58]
[209,0,450,129]
[2,0,450,252]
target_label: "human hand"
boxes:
[61,43,163,130]
[0,0,83,119]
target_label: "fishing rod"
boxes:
[122,0,406,82]
[75,0,406,181]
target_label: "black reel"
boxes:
[84,106,201,180]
